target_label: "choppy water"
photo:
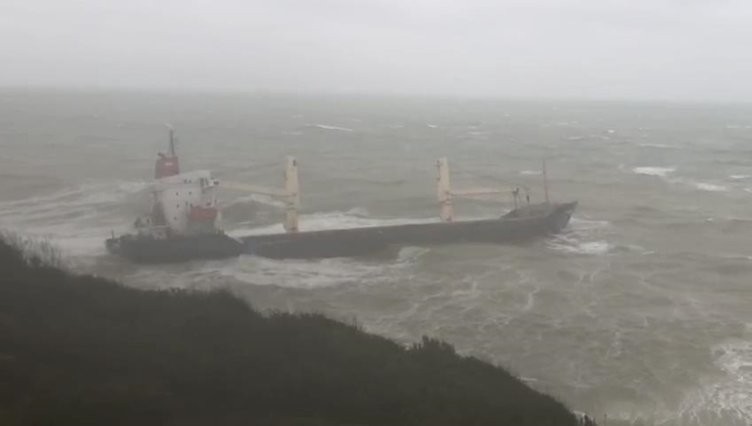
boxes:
[1,90,751,425]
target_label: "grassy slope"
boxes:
[0,238,589,426]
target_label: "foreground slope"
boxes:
[0,238,589,426]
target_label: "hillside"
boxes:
[0,237,593,425]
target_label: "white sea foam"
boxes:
[638,143,673,149]
[675,339,752,426]
[569,217,611,231]
[694,182,728,192]
[0,181,149,229]
[0,180,148,211]
[212,256,387,289]
[519,170,542,176]
[225,193,286,209]
[6,225,109,259]
[396,246,430,263]
[0,180,153,261]
[547,234,611,256]
[206,241,428,290]
[344,206,370,217]
[426,123,438,129]
[312,124,353,132]
[632,166,676,177]
[546,217,612,256]
[729,174,751,180]
[551,121,579,127]
[560,240,611,255]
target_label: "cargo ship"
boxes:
[106,130,577,263]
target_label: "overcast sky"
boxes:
[2,0,752,101]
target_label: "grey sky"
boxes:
[2,0,752,101]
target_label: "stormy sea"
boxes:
[1,89,750,425]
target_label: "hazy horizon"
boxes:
[4,0,752,103]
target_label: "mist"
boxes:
[3,0,752,101]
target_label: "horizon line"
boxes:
[1,84,751,107]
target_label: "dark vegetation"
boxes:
[0,236,595,426]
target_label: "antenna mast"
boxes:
[168,125,176,157]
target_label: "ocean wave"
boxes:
[0,180,149,210]
[0,180,149,226]
[310,123,353,132]
[545,216,613,256]
[220,201,269,226]
[729,174,751,180]
[0,180,153,260]
[632,166,676,177]
[569,217,611,231]
[211,256,387,289]
[204,244,428,290]
[223,193,286,209]
[547,234,612,256]
[4,226,110,260]
[344,206,370,217]
[550,121,580,127]
[716,217,752,233]
[674,339,752,426]
[638,143,674,149]
[694,182,728,192]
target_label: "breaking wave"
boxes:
[202,242,430,290]
[310,123,354,132]
[546,217,613,256]
[674,338,752,426]
[729,174,751,180]
[632,166,676,177]
[0,180,151,259]
[693,182,728,193]
[547,237,612,256]
[638,143,674,149]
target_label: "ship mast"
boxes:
[155,125,181,179]
[168,125,177,157]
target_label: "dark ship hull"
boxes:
[105,233,244,264]
[107,201,577,263]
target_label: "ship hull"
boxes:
[105,233,243,264]
[107,202,576,263]
[242,202,577,259]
